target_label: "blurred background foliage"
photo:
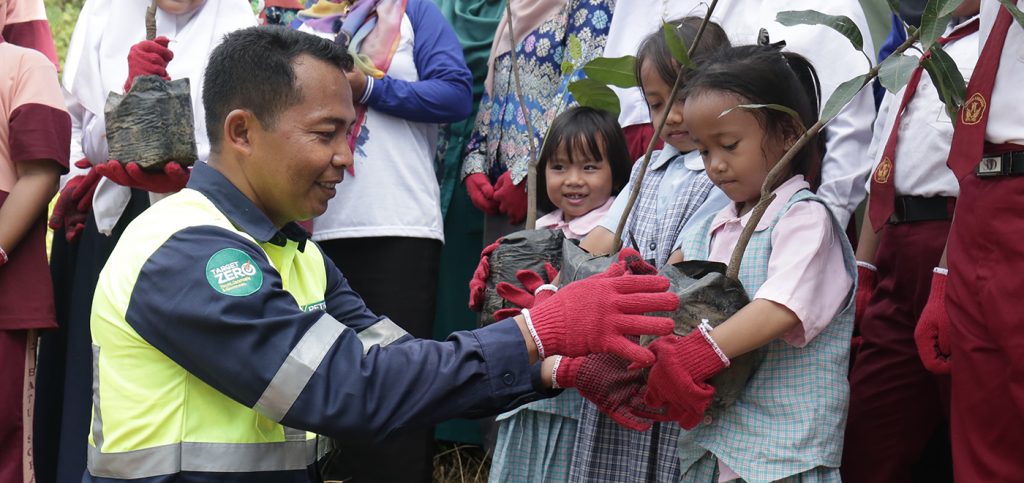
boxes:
[44,0,85,68]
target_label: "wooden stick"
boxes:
[503,1,540,229]
[612,0,719,250]
[145,0,158,41]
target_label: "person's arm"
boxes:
[460,93,493,179]
[0,159,60,255]
[711,201,853,356]
[855,196,882,264]
[1,48,71,257]
[124,228,552,442]
[359,0,473,123]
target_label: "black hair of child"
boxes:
[681,45,825,190]
[536,106,632,213]
[634,16,731,99]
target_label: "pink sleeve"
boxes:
[2,0,58,67]
[754,201,852,347]
[8,49,71,169]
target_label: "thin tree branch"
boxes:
[612,0,720,250]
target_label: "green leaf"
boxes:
[921,44,967,120]
[877,53,920,93]
[938,0,966,16]
[568,78,621,115]
[662,22,695,69]
[886,0,901,14]
[919,0,963,48]
[567,35,583,64]
[561,60,575,76]
[721,104,806,130]
[998,0,1024,30]
[821,74,868,123]
[582,55,638,88]
[776,10,864,52]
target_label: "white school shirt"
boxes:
[312,15,444,242]
[60,0,256,235]
[599,147,730,252]
[982,0,1024,145]
[602,0,877,227]
[865,17,980,198]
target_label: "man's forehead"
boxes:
[288,56,355,122]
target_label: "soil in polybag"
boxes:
[105,75,197,170]
[478,229,564,327]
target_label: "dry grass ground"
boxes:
[432,442,491,483]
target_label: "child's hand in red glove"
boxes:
[465,173,499,215]
[494,262,559,318]
[914,269,952,375]
[49,159,100,242]
[468,239,501,311]
[525,261,677,366]
[854,262,877,327]
[642,328,730,429]
[124,36,174,92]
[493,171,527,225]
[95,160,189,194]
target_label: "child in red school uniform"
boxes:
[647,45,856,481]
[928,1,1024,480]
[0,17,70,481]
[842,2,980,481]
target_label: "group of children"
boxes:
[479,2,1006,481]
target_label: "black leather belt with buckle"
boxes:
[888,196,956,225]
[976,151,1024,177]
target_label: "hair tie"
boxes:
[756,28,787,50]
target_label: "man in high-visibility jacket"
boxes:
[84,26,679,482]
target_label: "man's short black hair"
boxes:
[202,26,354,150]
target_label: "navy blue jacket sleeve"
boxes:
[124,226,549,442]
[363,0,473,123]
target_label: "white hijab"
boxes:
[62,0,256,235]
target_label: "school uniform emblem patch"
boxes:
[874,157,893,184]
[206,248,264,296]
[962,93,986,125]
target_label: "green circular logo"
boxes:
[205,248,264,297]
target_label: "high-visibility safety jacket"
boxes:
[86,162,547,482]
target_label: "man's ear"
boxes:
[223,109,256,156]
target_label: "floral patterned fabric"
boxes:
[461,0,614,185]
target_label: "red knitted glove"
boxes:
[554,354,669,431]
[465,173,499,215]
[914,270,951,375]
[493,171,527,225]
[495,262,559,309]
[855,262,877,327]
[642,329,729,429]
[95,160,189,193]
[124,36,174,92]
[617,247,658,275]
[468,239,501,311]
[49,159,100,242]
[525,262,677,366]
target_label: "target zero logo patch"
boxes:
[206,248,263,296]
